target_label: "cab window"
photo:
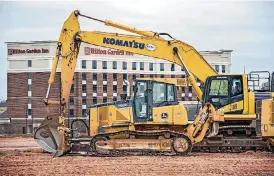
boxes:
[208,79,229,108]
[167,84,175,101]
[232,77,243,96]
[152,82,176,105]
[209,79,228,96]
[153,82,166,104]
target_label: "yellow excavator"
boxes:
[34,10,274,157]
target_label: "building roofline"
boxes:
[199,49,233,54]
[5,40,57,44]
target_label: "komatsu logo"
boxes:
[103,37,147,50]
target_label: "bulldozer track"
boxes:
[89,130,192,157]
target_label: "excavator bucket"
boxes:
[34,115,59,153]
[34,10,81,157]
[34,115,67,157]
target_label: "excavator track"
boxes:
[193,125,268,153]
[88,130,192,157]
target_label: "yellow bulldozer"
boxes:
[34,10,274,157]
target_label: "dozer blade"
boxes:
[34,115,68,157]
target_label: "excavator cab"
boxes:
[202,74,248,114]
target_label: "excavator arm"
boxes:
[34,10,220,157]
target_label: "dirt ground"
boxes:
[0,135,273,176]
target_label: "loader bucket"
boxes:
[34,115,67,157]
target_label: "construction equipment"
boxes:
[34,10,274,157]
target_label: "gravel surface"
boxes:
[0,136,273,176]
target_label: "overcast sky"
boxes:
[0,0,274,100]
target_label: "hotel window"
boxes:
[132,74,136,80]
[171,75,175,78]
[215,65,219,72]
[28,60,32,67]
[82,84,87,93]
[113,73,117,81]
[103,85,107,93]
[69,97,74,105]
[103,73,107,81]
[113,85,117,93]
[140,74,144,78]
[222,65,226,73]
[70,84,74,93]
[69,109,74,116]
[123,62,127,70]
[103,97,107,103]
[123,85,127,92]
[82,73,86,80]
[149,63,153,71]
[93,97,97,104]
[28,109,32,116]
[28,73,32,79]
[140,62,144,70]
[113,97,117,101]
[92,60,97,69]
[82,60,86,69]
[82,109,87,116]
[160,63,164,71]
[93,73,97,81]
[28,85,31,91]
[188,86,192,93]
[82,97,86,105]
[93,85,97,93]
[181,75,185,78]
[160,74,164,78]
[150,74,153,78]
[132,62,137,70]
[113,61,117,69]
[123,74,127,80]
[182,88,185,93]
[171,64,175,71]
[102,61,107,69]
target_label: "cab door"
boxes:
[133,80,153,122]
[229,76,244,114]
